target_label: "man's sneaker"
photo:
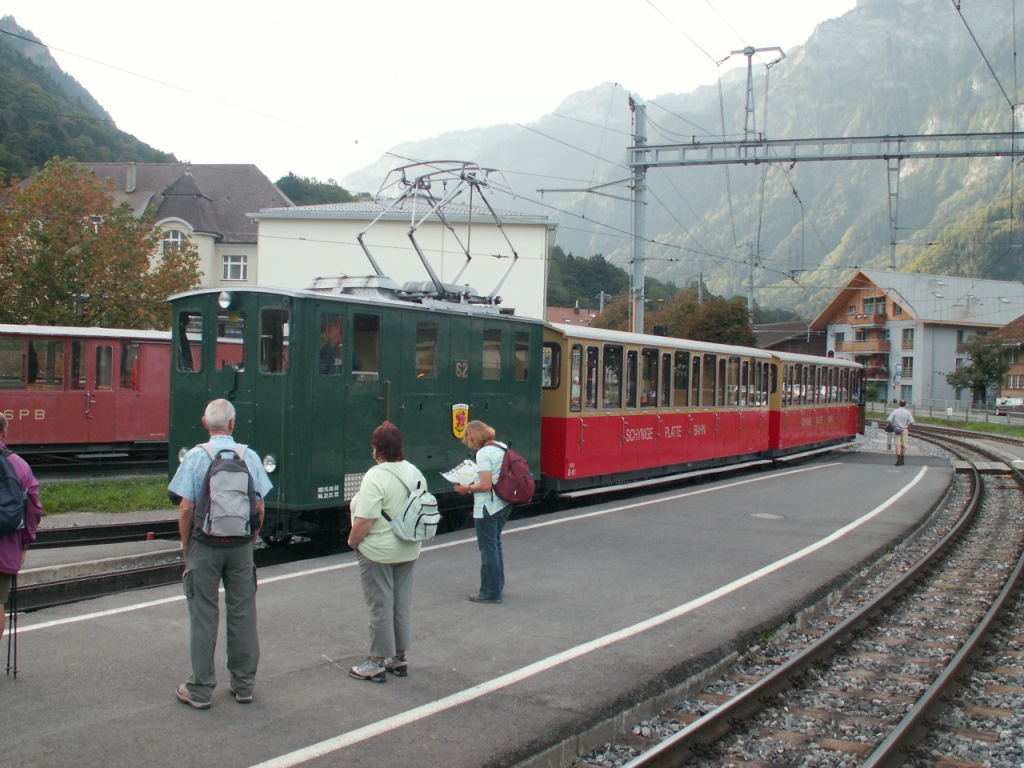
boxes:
[176,683,211,710]
[228,686,254,703]
[468,593,502,604]
[384,655,408,677]
[350,657,387,683]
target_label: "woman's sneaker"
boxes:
[384,655,408,677]
[349,657,386,683]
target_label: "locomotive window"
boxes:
[120,343,140,391]
[259,308,289,375]
[319,313,343,376]
[70,341,85,390]
[217,313,246,372]
[673,352,689,408]
[727,356,740,406]
[584,346,599,409]
[602,344,623,409]
[702,354,717,408]
[515,332,530,382]
[660,353,672,407]
[542,342,561,390]
[176,312,202,373]
[570,344,583,411]
[416,322,438,379]
[353,314,379,379]
[482,329,501,381]
[94,346,113,391]
[640,348,658,408]
[27,339,64,390]
[625,350,638,408]
[0,339,24,390]
[690,354,700,407]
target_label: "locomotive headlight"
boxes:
[178,446,189,463]
[263,454,278,473]
[217,291,234,309]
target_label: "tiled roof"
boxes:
[80,163,292,244]
[991,313,1024,345]
[545,306,600,326]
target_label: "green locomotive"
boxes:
[167,276,544,543]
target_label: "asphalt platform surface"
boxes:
[1,436,960,768]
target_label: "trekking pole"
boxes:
[6,573,16,678]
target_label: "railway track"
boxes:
[574,434,1024,768]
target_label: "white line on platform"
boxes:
[248,466,929,768]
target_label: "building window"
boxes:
[892,304,903,316]
[161,229,185,254]
[834,331,845,344]
[848,305,856,315]
[902,328,914,350]
[222,255,248,281]
[901,356,913,376]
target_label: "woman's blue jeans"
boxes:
[474,503,511,600]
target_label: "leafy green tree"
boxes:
[678,297,757,346]
[0,157,201,329]
[275,172,364,205]
[944,334,1011,405]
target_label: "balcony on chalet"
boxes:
[848,312,888,327]
[835,339,891,354]
[865,366,890,380]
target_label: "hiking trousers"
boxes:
[182,540,259,701]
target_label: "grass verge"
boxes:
[39,476,175,516]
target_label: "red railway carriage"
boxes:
[0,324,171,458]
[768,350,863,456]
[540,324,778,494]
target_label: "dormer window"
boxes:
[161,228,186,254]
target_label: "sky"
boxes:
[3,0,858,185]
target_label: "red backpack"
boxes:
[488,441,536,505]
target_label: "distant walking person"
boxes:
[887,399,915,466]
[0,415,42,648]
[347,421,426,682]
[169,399,272,709]
[455,420,511,604]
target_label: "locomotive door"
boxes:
[71,339,119,445]
[343,310,387,473]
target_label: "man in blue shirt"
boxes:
[169,399,273,709]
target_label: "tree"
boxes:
[274,172,364,205]
[0,157,201,329]
[944,333,1010,405]
[678,298,757,346]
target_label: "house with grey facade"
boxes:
[811,269,1024,406]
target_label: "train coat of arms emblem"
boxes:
[451,404,469,439]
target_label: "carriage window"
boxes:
[319,313,343,376]
[570,344,583,411]
[783,364,792,406]
[809,365,819,404]
[176,312,202,373]
[769,363,778,399]
[661,353,672,407]
[353,314,379,379]
[702,354,717,408]
[482,329,501,381]
[416,322,438,379]
[0,339,24,390]
[70,341,85,390]
[259,308,289,375]
[624,350,638,408]
[542,343,560,390]
[690,355,701,407]
[94,345,113,391]
[120,343,141,390]
[727,356,740,406]
[217,313,246,372]
[740,360,750,406]
[640,349,658,408]
[27,339,64,390]
[673,352,690,408]
[602,344,623,409]
[584,346,599,409]
[515,332,530,382]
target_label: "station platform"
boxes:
[2,443,953,768]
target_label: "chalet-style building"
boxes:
[81,162,293,289]
[991,313,1024,402]
[811,269,1024,406]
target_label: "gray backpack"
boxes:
[379,465,440,542]
[192,443,259,547]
